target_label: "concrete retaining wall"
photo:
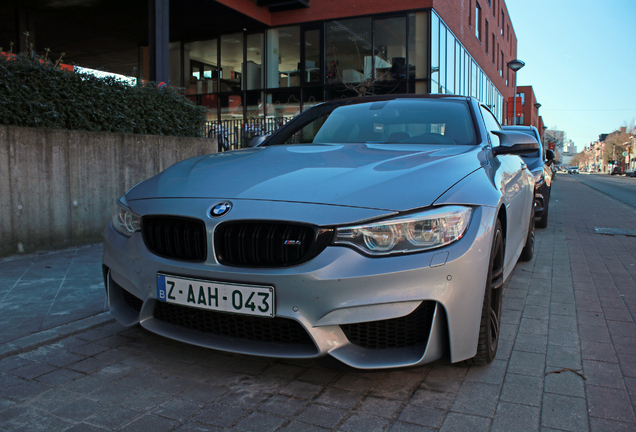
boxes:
[0,125,216,258]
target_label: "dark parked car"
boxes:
[503,125,555,228]
[103,95,538,369]
[611,167,623,175]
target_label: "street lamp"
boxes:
[534,102,541,130]
[507,59,525,125]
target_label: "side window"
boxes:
[480,105,501,147]
[283,113,330,144]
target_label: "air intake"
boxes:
[341,301,436,349]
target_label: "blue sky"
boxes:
[505,0,636,152]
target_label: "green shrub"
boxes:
[0,53,208,137]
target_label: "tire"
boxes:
[469,219,504,365]
[519,208,535,262]
[535,202,549,229]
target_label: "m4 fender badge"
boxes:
[210,201,232,217]
[284,240,302,246]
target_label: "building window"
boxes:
[185,39,219,96]
[501,11,504,34]
[375,16,407,82]
[475,3,481,41]
[266,26,301,89]
[485,21,489,53]
[408,12,429,92]
[518,92,525,105]
[446,27,455,94]
[431,12,440,92]
[492,35,495,62]
[325,18,372,84]
[245,33,263,91]
[500,51,504,76]
[220,33,244,95]
[304,29,321,84]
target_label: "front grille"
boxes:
[122,289,143,312]
[214,222,332,267]
[153,302,315,346]
[340,301,436,349]
[142,216,207,262]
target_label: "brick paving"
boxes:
[0,175,635,431]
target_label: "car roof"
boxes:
[502,125,539,133]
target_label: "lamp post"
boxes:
[534,102,541,129]
[507,59,525,125]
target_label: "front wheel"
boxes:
[469,219,504,365]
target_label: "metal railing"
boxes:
[204,117,294,151]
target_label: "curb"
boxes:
[0,312,115,360]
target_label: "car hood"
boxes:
[127,144,486,212]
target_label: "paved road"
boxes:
[0,175,635,431]
[571,173,636,209]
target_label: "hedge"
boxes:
[0,53,208,137]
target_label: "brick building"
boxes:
[508,85,545,140]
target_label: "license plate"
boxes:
[157,274,274,318]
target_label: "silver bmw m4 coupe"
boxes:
[102,95,538,369]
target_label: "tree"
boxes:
[603,129,631,167]
[570,151,587,167]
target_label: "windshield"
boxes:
[270,99,477,146]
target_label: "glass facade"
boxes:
[428,11,502,118]
[179,9,503,147]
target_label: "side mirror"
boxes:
[545,149,555,165]
[491,130,539,156]
[248,135,268,148]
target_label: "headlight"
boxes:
[111,197,141,237]
[334,206,472,256]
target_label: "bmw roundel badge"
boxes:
[210,201,232,217]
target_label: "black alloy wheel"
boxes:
[520,206,535,262]
[470,219,504,365]
[536,201,549,229]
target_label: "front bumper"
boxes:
[102,203,496,369]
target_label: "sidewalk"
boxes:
[0,244,111,358]
[0,175,634,431]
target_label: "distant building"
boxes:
[561,140,577,167]
[545,130,565,165]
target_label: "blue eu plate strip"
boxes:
[157,275,166,301]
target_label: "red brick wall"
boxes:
[216,0,273,25]
[270,1,436,25]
